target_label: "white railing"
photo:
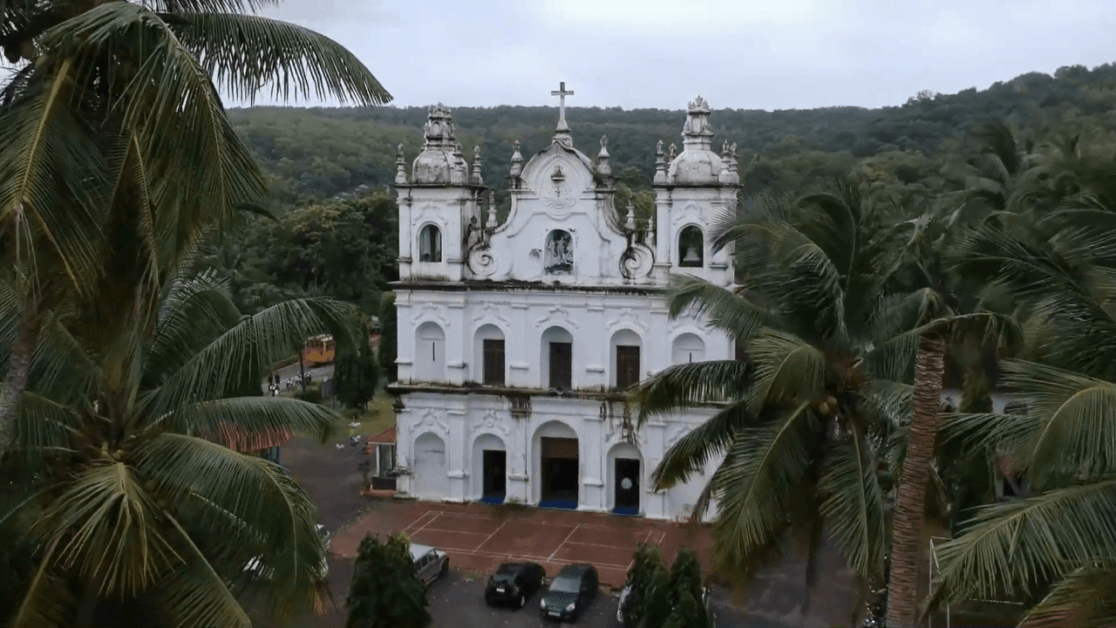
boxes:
[928,536,951,628]
[928,535,1024,628]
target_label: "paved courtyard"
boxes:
[332,500,713,589]
[271,436,865,628]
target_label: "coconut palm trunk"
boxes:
[0,296,39,431]
[887,334,947,627]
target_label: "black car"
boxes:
[484,561,546,608]
[539,563,598,622]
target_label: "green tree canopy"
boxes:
[0,270,361,626]
[345,533,430,628]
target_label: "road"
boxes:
[262,363,335,393]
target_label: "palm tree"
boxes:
[929,198,1116,626]
[0,269,361,626]
[631,187,914,600]
[0,0,390,429]
[875,209,1018,628]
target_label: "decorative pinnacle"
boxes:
[653,140,668,185]
[509,140,524,178]
[394,143,407,185]
[625,201,635,230]
[596,135,612,177]
[486,190,497,228]
[687,94,710,113]
[668,143,677,161]
[471,145,483,185]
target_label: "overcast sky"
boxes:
[242,0,1115,112]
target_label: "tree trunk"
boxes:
[1,297,40,431]
[886,335,946,628]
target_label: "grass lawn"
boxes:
[329,392,395,444]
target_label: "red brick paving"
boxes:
[333,499,714,589]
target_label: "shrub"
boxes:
[345,533,430,628]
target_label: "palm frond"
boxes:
[160,395,339,444]
[712,401,819,578]
[146,0,280,14]
[995,360,1116,481]
[146,269,243,382]
[40,2,268,269]
[747,329,828,413]
[932,478,1116,605]
[163,11,391,105]
[630,359,749,423]
[144,297,359,418]
[667,276,769,341]
[1020,564,1116,628]
[6,390,82,457]
[133,433,326,604]
[6,537,77,628]
[0,58,105,289]
[651,400,752,490]
[156,512,254,628]
[818,424,888,583]
[36,461,179,597]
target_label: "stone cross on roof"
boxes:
[551,81,574,133]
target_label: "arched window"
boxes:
[474,324,506,385]
[414,322,446,381]
[678,225,704,268]
[671,333,706,364]
[610,329,642,390]
[419,224,442,262]
[544,229,573,274]
[540,326,574,390]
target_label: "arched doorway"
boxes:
[607,442,642,515]
[533,421,579,509]
[412,432,449,499]
[472,433,507,504]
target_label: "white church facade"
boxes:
[388,88,740,520]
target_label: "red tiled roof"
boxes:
[365,427,396,452]
[206,425,294,453]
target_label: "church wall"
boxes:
[399,186,478,282]
[394,390,722,521]
[391,98,743,522]
[653,187,737,286]
[394,288,734,390]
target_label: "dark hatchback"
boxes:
[539,563,598,622]
[485,562,546,609]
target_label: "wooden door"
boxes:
[549,342,572,389]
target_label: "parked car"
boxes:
[540,563,598,622]
[616,581,715,625]
[244,524,331,581]
[410,543,450,585]
[485,561,546,608]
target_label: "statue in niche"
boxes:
[544,230,573,274]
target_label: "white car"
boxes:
[244,524,331,580]
[410,543,450,585]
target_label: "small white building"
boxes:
[389,89,741,520]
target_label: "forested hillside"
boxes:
[227,63,1116,205]
[203,63,1116,322]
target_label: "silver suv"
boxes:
[410,543,449,585]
